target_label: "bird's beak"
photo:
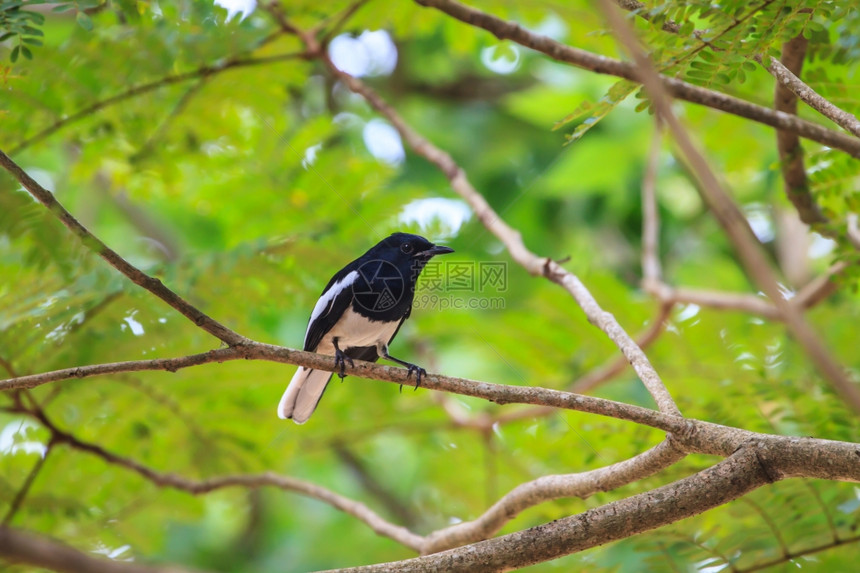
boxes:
[418,245,455,258]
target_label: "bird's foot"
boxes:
[334,348,354,380]
[406,363,426,390]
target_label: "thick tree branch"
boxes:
[420,438,685,553]
[4,343,860,479]
[0,343,680,435]
[414,0,860,159]
[597,0,860,413]
[5,439,859,573]
[0,150,248,347]
[320,446,814,572]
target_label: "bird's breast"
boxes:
[317,307,402,354]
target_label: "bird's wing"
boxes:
[304,269,359,351]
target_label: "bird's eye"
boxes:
[401,243,414,254]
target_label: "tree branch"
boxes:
[0,150,248,347]
[414,0,860,159]
[319,447,777,572]
[2,443,52,525]
[5,340,860,476]
[21,404,424,552]
[333,442,422,530]
[596,0,860,413]
[758,53,860,138]
[420,438,685,553]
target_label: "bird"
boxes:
[278,232,454,423]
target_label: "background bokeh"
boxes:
[2,1,860,571]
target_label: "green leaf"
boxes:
[76,11,94,31]
[555,80,638,142]
[21,25,43,37]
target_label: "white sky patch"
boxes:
[329,30,398,78]
[745,205,774,242]
[302,143,323,168]
[529,13,568,41]
[214,0,256,22]
[122,311,145,336]
[677,303,700,322]
[333,112,363,128]
[399,197,472,237]
[16,168,55,198]
[809,232,836,258]
[363,119,405,165]
[0,419,47,457]
[92,543,133,561]
[481,44,521,75]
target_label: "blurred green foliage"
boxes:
[1,0,859,571]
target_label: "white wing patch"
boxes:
[305,270,358,347]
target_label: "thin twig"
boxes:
[132,78,209,163]
[642,120,664,286]
[8,51,305,155]
[2,443,52,526]
[333,442,421,530]
[758,53,860,138]
[27,404,423,551]
[318,0,371,44]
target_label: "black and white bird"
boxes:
[278,232,454,423]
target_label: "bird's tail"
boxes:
[277,367,333,424]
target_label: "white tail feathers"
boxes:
[277,367,333,424]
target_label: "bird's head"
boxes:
[377,232,455,265]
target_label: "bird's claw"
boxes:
[407,364,426,390]
[398,365,425,393]
[334,349,354,380]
